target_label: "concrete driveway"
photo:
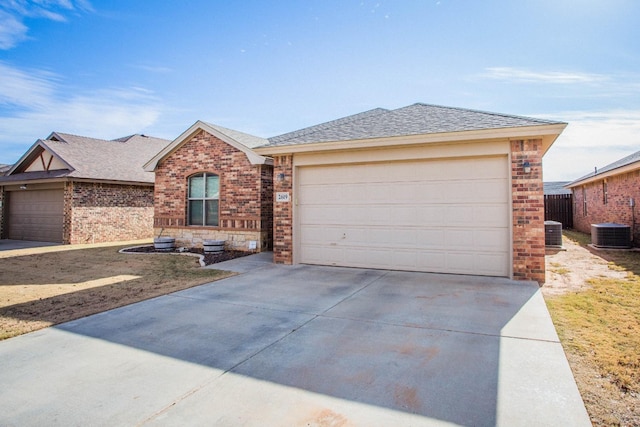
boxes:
[0,254,590,426]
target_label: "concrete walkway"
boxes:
[0,256,590,426]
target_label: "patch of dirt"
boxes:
[543,238,627,297]
[121,245,252,266]
[544,235,640,426]
[0,245,235,339]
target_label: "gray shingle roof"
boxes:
[544,181,572,195]
[2,133,171,184]
[266,103,563,146]
[201,122,269,148]
[568,148,640,186]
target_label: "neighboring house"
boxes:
[0,133,170,244]
[543,181,573,228]
[566,149,640,245]
[149,103,566,283]
[544,181,571,195]
[144,121,274,251]
[0,164,11,176]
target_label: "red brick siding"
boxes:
[0,187,5,238]
[511,139,546,284]
[273,155,293,264]
[62,181,73,244]
[67,182,154,244]
[153,129,273,250]
[572,169,640,246]
[260,164,274,249]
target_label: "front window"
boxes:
[188,173,219,226]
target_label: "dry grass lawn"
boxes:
[545,230,640,426]
[0,245,233,340]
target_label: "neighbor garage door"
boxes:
[8,189,64,243]
[298,156,510,277]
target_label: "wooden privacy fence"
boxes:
[544,194,573,228]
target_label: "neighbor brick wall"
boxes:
[153,129,273,250]
[572,169,640,246]
[273,155,293,264]
[67,182,154,244]
[511,139,546,284]
[0,187,5,239]
[62,181,73,244]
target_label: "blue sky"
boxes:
[1,0,639,181]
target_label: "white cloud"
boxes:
[0,0,93,50]
[0,62,164,164]
[484,67,607,84]
[0,61,57,108]
[541,110,640,181]
[0,10,28,49]
[132,64,173,74]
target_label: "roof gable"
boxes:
[3,132,171,184]
[144,121,271,171]
[8,140,73,175]
[23,145,69,172]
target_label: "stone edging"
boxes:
[119,245,206,268]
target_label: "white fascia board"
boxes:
[254,123,568,156]
[143,121,270,171]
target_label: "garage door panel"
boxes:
[8,189,64,242]
[445,204,508,226]
[298,157,510,277]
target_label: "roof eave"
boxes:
[144,121,271,171]
[566,161,640,188]
[255,123,568,156]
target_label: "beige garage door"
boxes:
[298,156,510,277]
[8,189,64,242]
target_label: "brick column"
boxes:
[0,186,5,239]
[273,155,293,264]
[62,181,73,244]
[511,139,546,284]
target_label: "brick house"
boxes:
[566,149,640,246]
[143,121,274,251]
[0,132,170,244]
[151,103,565,283]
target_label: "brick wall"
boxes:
[511,139,546,284]
[153,129,273,250]
[67,182,154,244]
[273,155,293,264]
[0,186,5,239]
[260,164,274,249]
[62,181,73,244]
[572,169,640,246]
